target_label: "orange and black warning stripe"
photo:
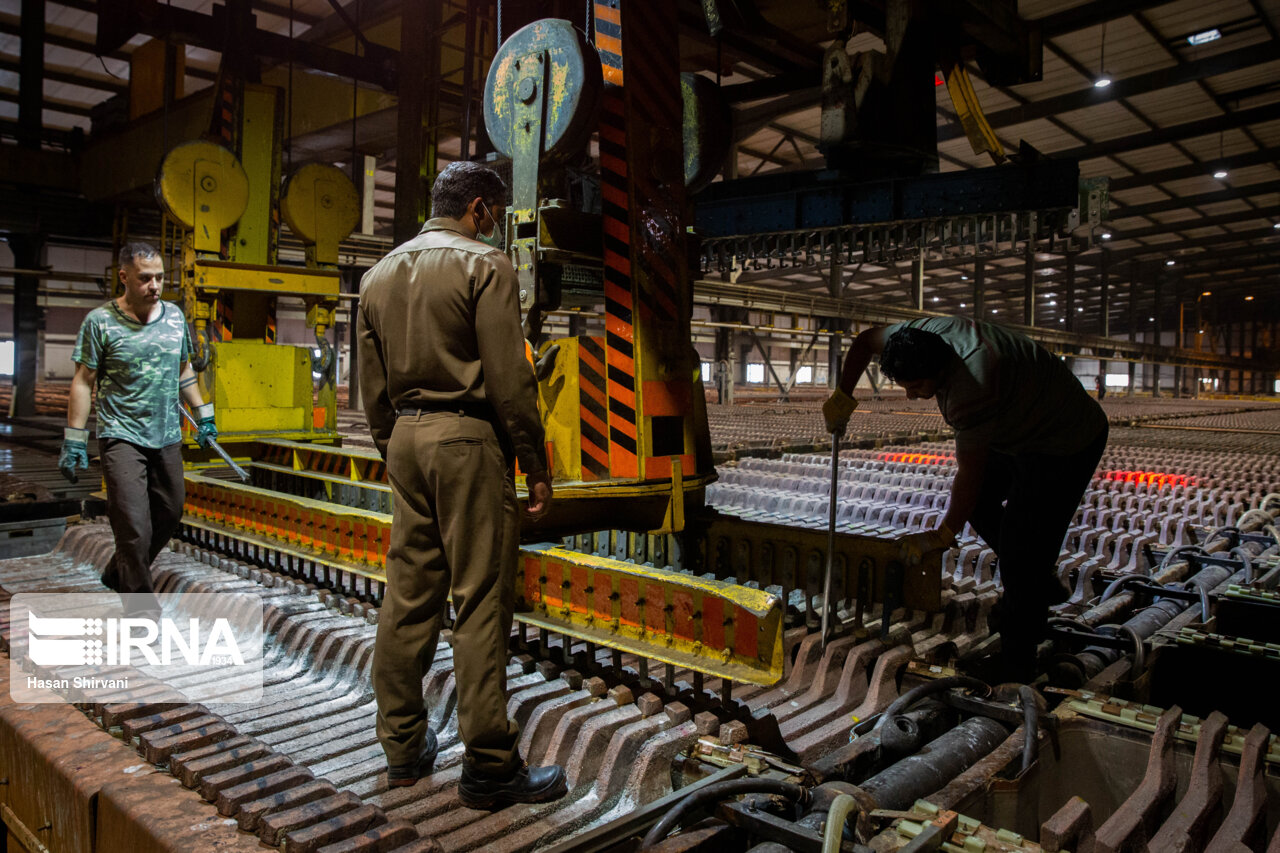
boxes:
[212,295,233,342]
[265,296,277,343]
[578,337,611,481]
[593,1,622,85]
[596,1,638,479]
[617,3,682,327]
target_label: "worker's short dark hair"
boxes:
[118,242,160,269]
[430,161,507,220]
[880,326,954,382]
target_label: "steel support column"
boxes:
[828,234,843,389]
[1098,250,1110,385]
[1127,261,1137,396]
[1023,243,1035,327]
[973,259,985,321]
[911,253,924,311]
[18,0,43,149]
[1251,319,1260,395]
[356,154,377,235]
[1152,270,1162,396]
[8,234,44,418]
[393,0,441,245]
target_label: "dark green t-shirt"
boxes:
[886,316,1107,456]
[74,300,192,448]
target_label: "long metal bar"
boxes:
[821,432,840,647]
[176,405,250,481]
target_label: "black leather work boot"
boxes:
[386,728,439,788]
[458,762,568,810]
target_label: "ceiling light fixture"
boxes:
[1202,291,1212,296]
[1274,223,1280,229]
[1094,22,1111,88]
[1148,316,1155,321]
[1187,28,1221,45]
[960,302,966,307]
[1213,169,1228,179]
[1246,295,1255,301]
[1101,232,1112,239]
[1166,260,1176,266]
[961,275,968,280]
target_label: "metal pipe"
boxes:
[859,716,1010,810]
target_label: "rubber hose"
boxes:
[873,676,989,733]
[640,779,810,851]
[821,794,859,853]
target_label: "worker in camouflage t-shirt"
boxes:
[60,242,218,614]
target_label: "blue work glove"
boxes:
[195,403,218,449]
[59,428,90,483]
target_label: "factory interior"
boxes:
[2,0,1280,850]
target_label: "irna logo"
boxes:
[26,612,247,667]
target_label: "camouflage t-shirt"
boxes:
[74,300,192,448]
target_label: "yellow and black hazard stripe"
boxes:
[578,336,611,481]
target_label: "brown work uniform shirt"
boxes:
[356,217,547,476]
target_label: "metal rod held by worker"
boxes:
[821,431,839,646]
[176,404,250,482]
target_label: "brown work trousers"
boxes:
[99,438,185,606]
[373,410,522,775]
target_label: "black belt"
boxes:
[397,402,494,419]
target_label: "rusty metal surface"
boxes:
[1205,722,1272,852]
[1091,705,1181,853]
[1149,710,1229,851]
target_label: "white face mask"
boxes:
[479,202,505,249]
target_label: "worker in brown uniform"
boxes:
[357,161,565,808]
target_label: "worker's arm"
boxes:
[355,301,395,460]
[940,442,987,535]
[178,361,219,447]
[61,362,98,483]
[823,326,889,434]
[474,251,552,518]
[67,362,97,430]
[178,362,206,410]
[837,326,889,395]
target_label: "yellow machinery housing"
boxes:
[155,83,358,446]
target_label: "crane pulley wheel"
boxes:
[155,140,250,235]
[280,163,361,251]
[484,18,602,164]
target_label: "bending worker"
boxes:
[61,242,217,616]
[823,316,1108,682]
[357,161,565,808]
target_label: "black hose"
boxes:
[640,779,810,850]
[873,676,989,734]
[1018,685,1039,775]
